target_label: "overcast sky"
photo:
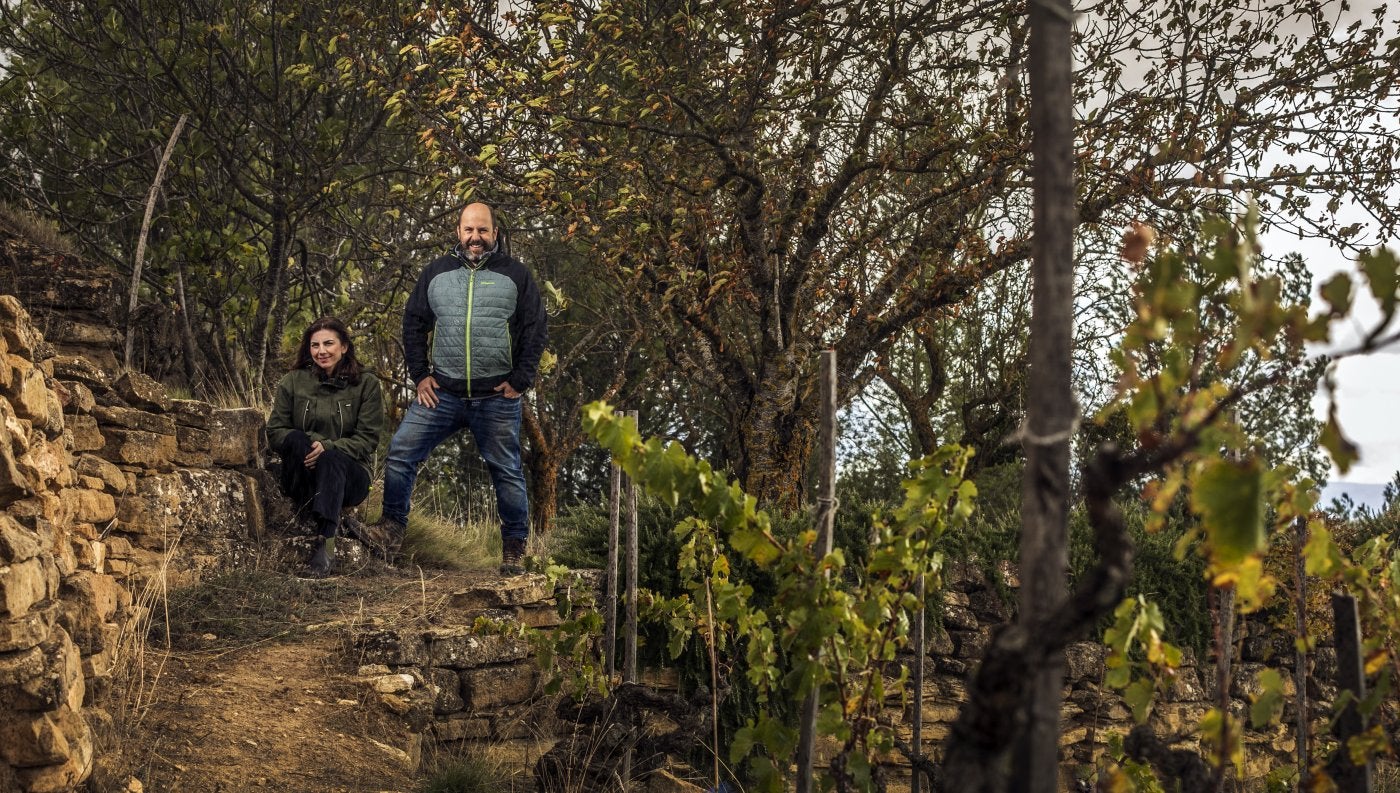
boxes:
[1298,228,1400,485]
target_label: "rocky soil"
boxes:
[86,565,528,793]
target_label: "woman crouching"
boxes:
[267,317,385,578]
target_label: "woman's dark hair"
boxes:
[290,317,362,383]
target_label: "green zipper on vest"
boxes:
[465,268,477,384]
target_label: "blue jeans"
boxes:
[381,392,529,542]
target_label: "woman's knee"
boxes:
[278,430,313,457]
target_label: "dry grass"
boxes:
[357,484,515,571]
[0,202,76,253]
[417,747,526,793]
[85,531,184,789]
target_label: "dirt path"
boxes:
[90,566,507,793]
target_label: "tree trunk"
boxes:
[1013,0,1076,791]
[737,365,815,510]
[250,200,289,390]
[175,263,200,391]
[529,450,561,537]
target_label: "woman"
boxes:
[267,317,386,577]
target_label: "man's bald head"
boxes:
[457,202,498,261]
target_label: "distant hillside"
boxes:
[1321,481,1390,513]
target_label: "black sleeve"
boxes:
[402,263,438,385]
[508,265,549,393]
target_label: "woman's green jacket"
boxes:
[266,367,385,471]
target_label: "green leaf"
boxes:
[1320,408,1360,474]
[1320,272,1353,316]
[1250,668,1285,728]
[1124,677,1156,723]
[1360,247,1399,317]
[1303,524,1343,577]
[1191,456,1266,565]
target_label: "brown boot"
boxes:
[361,519,406,564]
[499,538,526,575]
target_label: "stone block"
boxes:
[968,589,1012,623]
[13,711,92,792]
[0,296,41,358]
[91,404,176,436]
[65,415,104,453]
[425,628,530,669]
[48,356,109,395]
[74,455,127,494]
[0,514,43,565]
[4,256,118,312]
[644,769,705,793]
[996,559,1020,589]
[58,381,95,414]
[933,656,969,676]
[71,537,105,573]
[96,427,176,470]
[461,663,541,709]
[1063,642,1106,682]
[111,468,258,576]
[431,714,492,742]
[372,673,416,694]
[0,627,84,713]
[176,425,210,453]
[17,433,70,492]
[168,399,213,429]
[40,386,64,439]
[59,488,115,525]
[52,534,76,578]
[352,629,428,666]
[0,557,52,617]
[9,355,50,426]
[0,416,33,502]
[427,667,464,714]
[940,602,978,631]
[1165,666,1208,703]
[43,318,120,348]
[58,572,129,655]
[113,371,171,413]
[450,574,551,611]
[942,590,970,608]
[926,627,954,656]
[1151,702,1212,735]
[0,705,86,768]
[944,560,990,592]
[518,603,563,629]
[948,628,990,660]
[174,425,213,467]
[80,626,121,680]
[209,408,265,467]
[0,600,55,653]
[172,447,212,468]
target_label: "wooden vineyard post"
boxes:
[604,461,621,679]
[796,350,837,793]
[624,409,639,684]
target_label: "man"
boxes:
[370,202,548,574]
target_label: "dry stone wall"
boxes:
[870,560,1324,786]
[0,232,270,792]
[350,574,566,757]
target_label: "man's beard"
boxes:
[464,237,493,261]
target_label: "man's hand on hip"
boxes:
[417,376,441,408]
[493,381,521,399]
